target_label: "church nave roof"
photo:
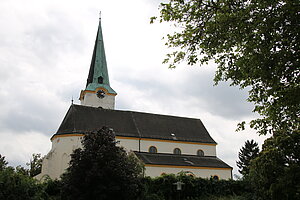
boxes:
[54,104,217,144]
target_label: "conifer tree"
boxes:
[249,131,300,199]
[236,140,259,176]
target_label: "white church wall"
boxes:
[61,153,69,175]
[37,135,222,180]
[115,137,140,152]
[145,165,232,180]
[117,137,216,156]
[37,135,83,180]
[81,92,115,109]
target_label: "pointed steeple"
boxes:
[85,18,116,94]
[79,17,117,109]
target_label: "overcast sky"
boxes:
[0,0,267,177]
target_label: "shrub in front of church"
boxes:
[141,173,251,200]
[60,126,144,200]
[0,154,47,200]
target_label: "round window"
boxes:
[149,146,157,153]
[173,148,181,155]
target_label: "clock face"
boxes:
[96,90,105,98]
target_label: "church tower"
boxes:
[79,19,117,109]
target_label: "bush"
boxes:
[141,173,251,200]
[0,167,46,200]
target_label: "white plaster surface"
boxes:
[36,136,83,180]
[117,138,216,156]
[80,92,115,109]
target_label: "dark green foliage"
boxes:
[0,153,256,200]
[249,131,300,200]
[61,126,143,200]
[237,140,259,176]
[0,161,63,200]
[15,165,29,176]
[0,154,8,171]
[43,178,62,200]
[142,173,251,200]
[27,153,43,177]
[0,167,46,200]
[153,0,300,136]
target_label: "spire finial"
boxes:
[71,96,74,104]
[99,11,101,21]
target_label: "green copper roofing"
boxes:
[85,19,116,94]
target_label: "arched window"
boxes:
[173,148,181,155]
[212,175,219,180]
[149,146,157,153]
[197,149,204,156]
[98,76,103,84]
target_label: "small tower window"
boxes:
[149,146,157,153]
[197,149,204,156]
[173,148,181,155]
[98,76,103,84]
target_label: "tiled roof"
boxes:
[134,151,232,169]
[54,104,216,144]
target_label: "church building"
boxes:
[36,19,232,180]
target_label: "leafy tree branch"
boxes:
[152,0,300,135]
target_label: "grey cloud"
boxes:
[23,21,86,67]
[0,103,61,135]
[0,86,66,135]
[0,10,89,136]
[114,68,253,120]
[184,71,253,119]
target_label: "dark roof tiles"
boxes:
[134,152,232,169]
[55,104,216,144]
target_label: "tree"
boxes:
[0,168,47,200]
[249,131,300,200]
[0,154,8,171]
[0,155,46,200]
[26,153,43,177]
[43,178,63,200]
[61,126,143,200]
[152,0,300,135]
[15,165,29,176]
[236,140,259,176]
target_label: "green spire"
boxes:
[85,19,116,94]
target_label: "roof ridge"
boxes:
[72,104,201,121]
